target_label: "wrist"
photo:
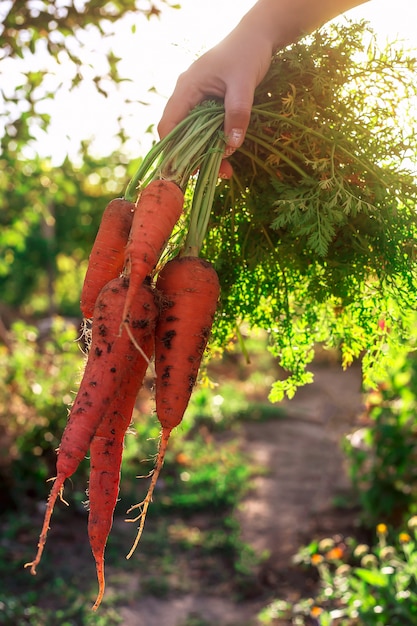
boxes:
[237,0,370,52]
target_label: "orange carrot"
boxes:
[81,198,134,319]
[122,179,184,326]
[25,275,155,575]
[125,255,220,558]
[88,285,156,611]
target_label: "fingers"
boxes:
[157,54,227,140]
[157,2,275,151]
[157,79,204,140]
[157,45,256,159]
[223,85,254,155]
[218,159,233,179]
[158,79,253,161]
[156,102,186,141]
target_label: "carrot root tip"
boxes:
[124,501,144,522]
[23,562,37,575]
[92,588,104,612]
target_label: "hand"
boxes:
[157,24,275,156]
[157,0,369,161]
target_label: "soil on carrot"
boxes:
[5,349,365,626]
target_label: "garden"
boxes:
[1,2,417,625]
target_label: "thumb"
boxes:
[223,87,253,155]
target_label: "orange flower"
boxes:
[399,532,411,544]
[175,452,191,466]
[311,606,323,618]
[325,546,345,561]
[377,523,388,536]
[311,553,324,565]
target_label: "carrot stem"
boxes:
[124,101,224,201]
[248,106,387,185]
[182,134,225,257]
[244,129,311,180]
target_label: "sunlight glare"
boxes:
[7,0,417,164]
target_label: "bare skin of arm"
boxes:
[157,0,370,154]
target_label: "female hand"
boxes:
[157,0,369,160]
[157,10,275,156]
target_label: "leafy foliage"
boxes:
[0,0,178,154]
[0,146,140,316]
[0,318,84,504]
[205,21,417,398]
[0,0,176,316]
[261,520,417,625]
[118,21,417,398]
[344,347,417,528]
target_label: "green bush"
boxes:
[343,350,417,528]
[0,150,137,317]
[0,318,85,504]
[259,518,417,625]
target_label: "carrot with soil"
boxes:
[88,283,156,611]
[25,275,156,575]
[125,255,220,558]
[81,198,135,319]
[122,179,184,326]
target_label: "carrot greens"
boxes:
[122,19,417,398]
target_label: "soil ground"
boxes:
[117,359,365,626]
[8,357,366,626]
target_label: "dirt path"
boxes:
[120,361,364,626]
[238,361,364,566]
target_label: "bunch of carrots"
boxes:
[25,103,227,610]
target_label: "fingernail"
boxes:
[225,128,244,155]
[228,128,244,148]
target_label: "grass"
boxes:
[1,449,255,623]
[1,332,279,624]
